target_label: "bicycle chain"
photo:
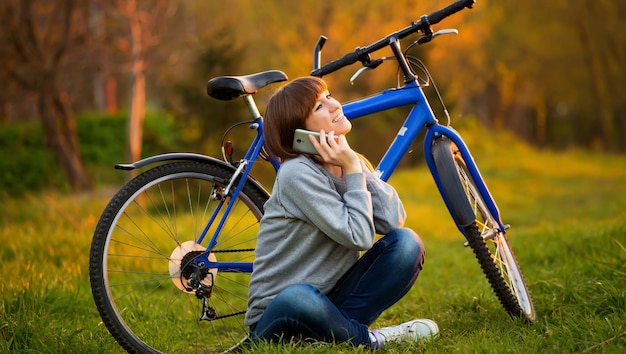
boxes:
[211,248,255,253]
[213,310,246,320]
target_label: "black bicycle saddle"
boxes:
[206,70,288,101]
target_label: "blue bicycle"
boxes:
[90,1,536,352]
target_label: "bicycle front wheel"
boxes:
[433,137,536,322]
[89,161,268,353]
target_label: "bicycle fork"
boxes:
[423,124,508,239]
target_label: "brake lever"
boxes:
[350,57,391,84]
[350,29,458,84]
[349,67,369,85]
[432,29,459,38]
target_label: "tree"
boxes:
[425,0,626,151]
[0,0,92,191]
[166,29,248,154]
[110,0,173,176]
[572,0,626,150]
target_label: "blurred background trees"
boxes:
[1,0,624,192]
[0,0,93,190]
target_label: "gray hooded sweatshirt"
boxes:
[245,154,406,326]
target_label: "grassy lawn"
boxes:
[1,129,625,353]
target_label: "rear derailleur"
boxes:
[182,253,218,321]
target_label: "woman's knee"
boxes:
[388,228,424,257]
[271,284,327,317]
[256,284,336,340]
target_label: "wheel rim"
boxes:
[100,170,262,353]
[493,234,535,316]
[456,156,535,319]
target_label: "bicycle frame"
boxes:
[200,77,505,273]
[343,80,504,236]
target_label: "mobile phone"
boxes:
[292,129,322,155]
[292,129,340,155]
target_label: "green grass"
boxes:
[1,127,625,353]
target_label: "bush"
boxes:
[0,112,179,196]
[0,122,64,195]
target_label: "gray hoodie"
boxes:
[245,155,406,326]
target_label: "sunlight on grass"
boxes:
[0,190,120,352]
[392,121,626,242]
[2,125,625,352]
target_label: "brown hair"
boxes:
[263,77,327,160]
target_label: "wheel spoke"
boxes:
[90,162,267,352]
[434,138,536,321]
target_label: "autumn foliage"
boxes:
[1,0,625,190]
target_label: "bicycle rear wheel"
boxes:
[433,137,536,322]
[89,161,268,353]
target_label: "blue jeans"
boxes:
[250,228,425,347]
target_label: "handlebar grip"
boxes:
[311,51,360,77]
[427,0,475,25]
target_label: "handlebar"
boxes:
[428,0,475,24]
[311,0,475,77]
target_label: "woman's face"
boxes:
[305,90,352,135]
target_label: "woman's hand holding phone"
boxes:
[304,129,361,174]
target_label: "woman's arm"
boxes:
[364,167,407,234]
[278,159,376,250]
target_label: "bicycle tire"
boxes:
[89,161,268,353]
[432,137,536,322]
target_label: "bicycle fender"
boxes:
[114,152,270,197]
[115,153,228,171]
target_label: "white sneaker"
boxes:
[370,319,439,349]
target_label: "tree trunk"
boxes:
[39,90,92,191]
[125,0,146,179]
[575,2,619,150]
[485,81,504,130]
[127,70,146,169]
[106,77,119,114]
[89,0,106,112]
